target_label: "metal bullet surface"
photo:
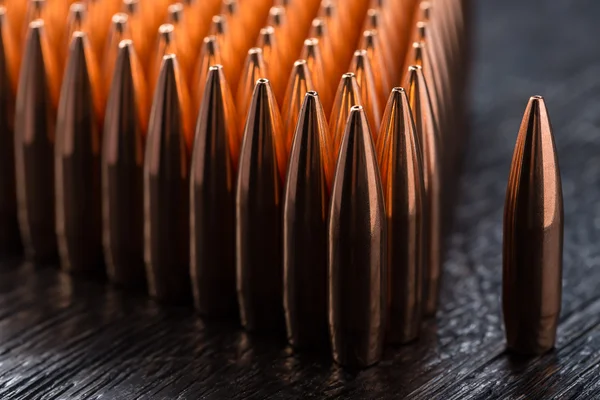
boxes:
[376,88,425,344]
[350,49,381,138]
[236,47,266,135]
[300,38,330,116]
[329,73,362,161]
[281,59,314,154]
[406,65,442,317]
[102,13,129,109]
[102,39,147,287]
[236,78,286,332]
[190,65,239,316]
[55,32,103,274]
[144,54,192,304]
[283,91,332,348]
[193,35,221,118]
[328,105,386,368]
[0,7,20,253]
[14,20,60,263]
[361,30,391,110]
[63,2,86,66]
[503,96,563,355]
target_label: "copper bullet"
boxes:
[309,18,334,79]
[63,2,86,68]
[257,26,284,103]
[149,23,175,100]
[193,35,221,118]
[361,29,391,109]
[329,73,363,161]
[284,91,332,348]
[503,96,563,355]
[102,40,147,287]
[55,32,103,274]
[236,78,286,332]
[236,47,266,135]
[300,38,331,116]
[190,65,239,316]
[102,13,129,109]
[350,49,381,137]
[0,7,20,253]
[364,8,396,83]
[406,65,442,317]
[376,88,425,344]
[281,59,314,154]
[328,105,386,368]
[210,15,237,94]
[144,54,192,304]
[14,20,60,263]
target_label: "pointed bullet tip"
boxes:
[408,65,422,73]
[118,38,133,50]
[29,19,44,30]
[392,87,405,94]
[159,23,174,35]
[530,95,544,101]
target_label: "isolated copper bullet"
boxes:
[55,32,103,274]
[406,65,442,317]
[236,47,266,134]
[283,91,332,348]
[350,49,381,137]
[281,59,314,154]
[102,39,147,287]
[193,35,221,117]
[376,88,425,344]
[503,96,563,355]
[0,7,20,253]
[144,54,192,304]
[236,78,287,332]
[329,73,363,161]
[190,65,239,316]
[14,20,60,263]
[328,105,386,368]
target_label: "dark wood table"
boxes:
[2,1,599,398]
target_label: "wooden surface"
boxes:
[2,1,600,399]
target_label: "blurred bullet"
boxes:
[503,96,563,355]
[102,13,129,108]
[376,88,424,344]
[309,18,335,79]
[14,20,60,263]
[55,32,103,274]
[63,2,86,68]
[236,47,266,135]
[329,73,363,161]
[300,38,331,116]
[211,15,237,93]
[149,23,175,101]
[144,54,192,304]
[257,26,284,103]
[350,49,381,137]
[284,91,332,348]
[190,65,240,316]
[361,30,391,109]
[0,7,20,253]
[193,35,221,118]
[281,60,314,154]
[328,105,386,368]
[102,40,147,287]
[167,2,184,24]
[406,65,442,317]
[364,8,395,83]
[236,79,287,332]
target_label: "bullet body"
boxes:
[329,106,386,368]
[144,55,192,304]
[503,96,563,355]
[236,79,286,332]
[283,92,332,348]
[14,21,58,263]
[55,33,103,274]
[190,65,239,316]
[102,40,146,286]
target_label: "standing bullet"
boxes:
[55,32,103,274]
[14,20,60,263]
[281,59,314,154]
[329,73,362,160]
[102,39,147,287]
[284,91,332,348]
[193,35,221,118]
[350,49,381,137]
[236,47,266,134]
[406,65,442,317]
[376,88,425,344]
[503,96,563,355]
[329,105,386,368]
[144,54,192,304]
[236,78,287,332]
[190,65,240,316]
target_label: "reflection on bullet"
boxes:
[102,40,147,287]
[283,91,332,348]
[55,32,103,273]
[144,54,192,304]
[329,73,362,161]
[350,49,381,138]
[503,96,563,355]
[236,47,266,134]
[329,105,386,368]
[281,60,314,154]
[236,78,286,332]
[0,7,20,253]
[190,65,239,316]
[406,65,441,317]
[14,20,60,263]
[376,88,424,344]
